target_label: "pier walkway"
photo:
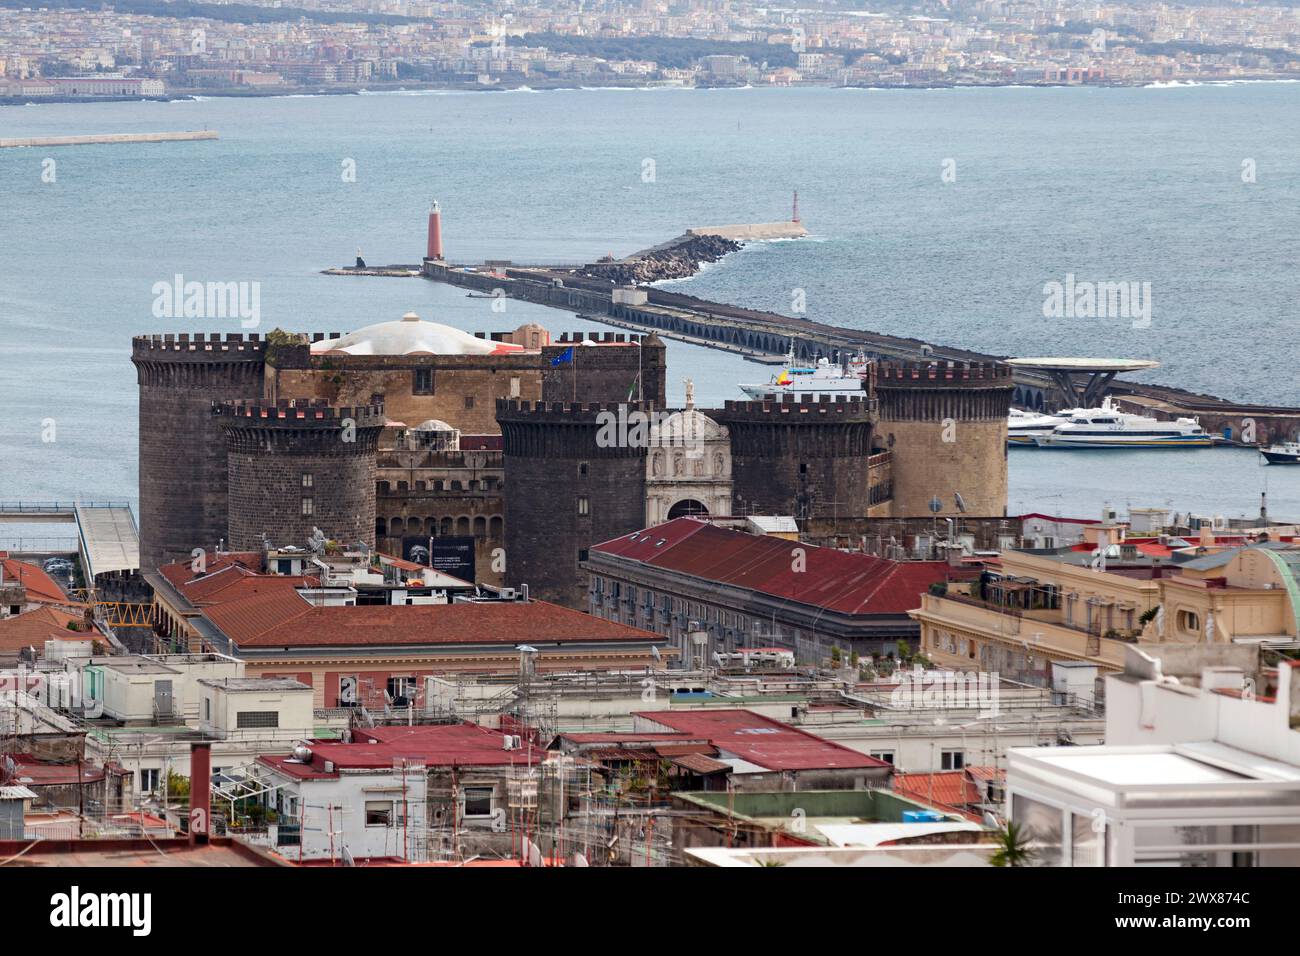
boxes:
[0,501,139,583]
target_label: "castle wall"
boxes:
[874,362,1014,518]
[132,334,267,573]
[217,400,383,551]
[540,333,667,409]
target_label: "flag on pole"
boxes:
[551,347,574,367]
[626,372,641,401]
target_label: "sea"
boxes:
[2,83,1299,537]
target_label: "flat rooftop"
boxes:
[1005,357,1160,373]
[198,677,311,692]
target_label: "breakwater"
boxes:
[0,130,218,149]
[412,228,1300,446]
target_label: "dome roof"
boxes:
[413,419,457,432]
[311,312,525,357]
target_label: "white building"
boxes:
[1008,643,1300,866]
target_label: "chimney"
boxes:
[189,742,211,845]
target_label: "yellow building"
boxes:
[910,540,1300,685]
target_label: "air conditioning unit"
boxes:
[497,587,516,600]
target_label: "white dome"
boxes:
[413,419,457,432]
[311,312,524,356]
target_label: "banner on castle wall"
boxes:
[402,534,475,583]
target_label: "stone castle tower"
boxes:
[873,360,1014,517]
[711,395,878,519]
[214,399,385,552]
[132,333,267,573]
[497,399,650,608]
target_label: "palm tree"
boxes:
[990,821,1036,867]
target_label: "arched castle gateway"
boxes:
[645,381,732,526]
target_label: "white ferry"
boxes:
[1261,441,1300,465]
[738,352,867,401]
[1032,399,1212,448]
[1007,408,1070,445]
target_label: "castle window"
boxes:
[301,498,314,516]
[464,395,475,409]
[577,496,590,516]
[578,462,589,477]
[301,473,313,488]
[413,369,434,395]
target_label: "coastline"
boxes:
[3,73,1297,108]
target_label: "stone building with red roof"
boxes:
[583,517,948,665]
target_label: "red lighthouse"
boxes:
[426,199,444,261]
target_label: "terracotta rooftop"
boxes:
[187,574,660,650]
[0,606,89,656]
[0,555,70,606]
[592,518,947,615]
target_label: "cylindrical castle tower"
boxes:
[710,395,876,519]
[214,399,385,552]
[497,399,649,609]
[873,360,1014,517]
[132,333,267,574]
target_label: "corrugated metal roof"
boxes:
[635,709,890,772]
[593,518,948,616]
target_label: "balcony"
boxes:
[911,593,1129,669]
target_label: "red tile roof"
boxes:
[592,518,946,616]
[260,723,541,778]
[0,607,89,656]
[191,574,658,649]
[634,709,889,772]
[892,771,983,809]
[157,551,263,591]
[0,556,70,606]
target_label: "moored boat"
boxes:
[1032,398,1212,448]
[1261,441,1300,465]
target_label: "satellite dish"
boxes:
[928,496,942,514]
[650,646,661,662]
[954,492,967,514]
[572,851,589,867]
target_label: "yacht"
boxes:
[1007,408,1070,446]
[1261,441,1300,465]
[1032,398,1212,448]
[738,352,867,401]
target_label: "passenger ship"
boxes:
[1031,399,1212,448]
[1007,408,1069,446]
[738,352,867,401]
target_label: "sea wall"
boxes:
[0,131,218,149]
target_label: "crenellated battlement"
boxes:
[496,398,658,418]
[876,360,1013,386]
[553,331,661,346]
[213,398,387,428]
[131,332,267,356]
[712,394,875,422]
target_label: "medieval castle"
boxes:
[133,312,1013,608]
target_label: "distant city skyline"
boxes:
[4,0,1300,99]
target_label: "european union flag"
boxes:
[551,347,574,366]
